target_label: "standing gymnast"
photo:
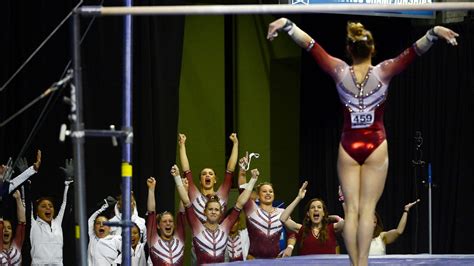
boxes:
[267,18,458,266]
[238,154,296,259]
[1,190,26,265]
[146,176,185,265]
[178,133,238,223]
[172,164,257,264]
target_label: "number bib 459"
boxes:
[351,111,374,128]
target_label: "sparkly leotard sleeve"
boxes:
[309,41,421,164]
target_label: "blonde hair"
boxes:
[256,182,274,194]
[346,21,375,59]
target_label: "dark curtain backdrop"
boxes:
[1,0,183,264]
[299,14,474,254]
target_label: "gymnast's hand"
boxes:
[250,168,259,180]
[267,18,289,41]
[434,26,459,46]
[170,164,180,177]
[404,199,420,212]
[297,181,308,200]
[12,190,21,200]
[33,150,42,171]
[147,177,156,190]
[178,133,186,146]
[229,133,238,145]
[238,152,249,171]
[280,245,294,257]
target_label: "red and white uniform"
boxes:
[308,40,427,165]
[0,222,25,265]
[244,200,285,258]
[186,205,241,264]
[225,228,249,262]
[184,170,233,223]
[147,211,185,266]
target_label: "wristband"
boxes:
[247,176,257,188]
[426,28,439,42]
[174,175,183,187]
[403,210,409,213]
[287,244,294,250]
[280,19,295,36]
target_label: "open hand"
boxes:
[298,181,308,200]
[435,26,459,46]
[404,199,421,212]
[33,150,42,171]
[267,18,288,41]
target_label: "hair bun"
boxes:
[347,21,368,42]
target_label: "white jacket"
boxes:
[93,235,148,265]
[93,235,122,265]
[30,184,70,265]
[109,204,147,243]
[87,202,109,265]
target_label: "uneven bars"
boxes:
[78,3,474,16]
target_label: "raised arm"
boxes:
[178,134,190,172]
[12,190,26,223]
[171,165,190,206]
[235,168,259,209]
[57,159,74,223]
[383,199,420,245]
[267,18,313,50]
[237,153,249,187]
[88,198,113,238]
[280,181,307,233]
[57,181,72,223]
[8,150,41,193]
[267,18,346,80]
[415,26,459,54]
[11,190,27,250]
[147,177,156,213]
[176,200,186,242]
[226,133,239,172]
[379,26,459,83]
[146,177,163,247]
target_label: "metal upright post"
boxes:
[428,163,432,254]
[71,12,88,266]
[121,0,133,264]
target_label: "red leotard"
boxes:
[309,41,419,164]
[186,205,241,264]
[147,211,185,266]
[0,222,25,265]
[184,170,233,223]
[243,199,285,258]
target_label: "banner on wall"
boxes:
[285,0,435,19]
